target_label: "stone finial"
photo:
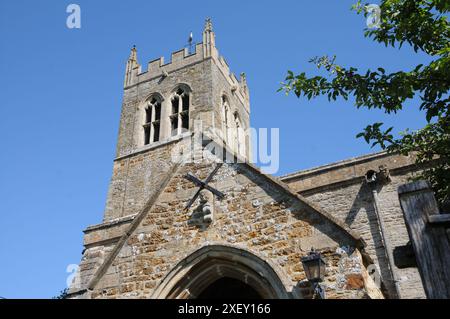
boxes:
[202,18,215,58]
[204,17,213,32]
[128,45,138,63]
[240,72,247,84]
[240,72,249,98]
[124,45,140,87]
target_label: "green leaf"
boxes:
[278,0,450,205]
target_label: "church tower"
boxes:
[104,18,251,222]
[69,18,383,300]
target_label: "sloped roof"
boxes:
[83,136,365,293]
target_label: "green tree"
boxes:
[53,288,69,299]
[280,0,449,206]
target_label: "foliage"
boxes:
[53,288,69,299]
[280,0,449,205]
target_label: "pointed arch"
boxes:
[142,93,163,145]
[152,244,291,299]
[233,111,246,157]
[221,94,231,145]
[170,84,192,136]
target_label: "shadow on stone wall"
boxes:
[345,182,395,298]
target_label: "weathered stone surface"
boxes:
[280,152,426,299]
[72,155,382,299]
[69,20,424,300]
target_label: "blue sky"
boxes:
[0,0,430,298]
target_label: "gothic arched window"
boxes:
[144,97,161,145]
[221,95,230,144]
[234,112,245,157]
[170,87,190,136]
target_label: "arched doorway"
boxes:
[197,277,262,299]
[152,245,290,299]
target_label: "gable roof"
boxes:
[240,160,365,245]
[82,135,365,293]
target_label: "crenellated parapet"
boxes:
[143,43,205,80]
[123,18,249,107]
[215,55,250,108]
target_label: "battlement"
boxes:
[137,43,205,81]
[126,43,248,105]
[123,18,250,109]
[215,55,247,103]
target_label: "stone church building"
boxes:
[68,19,426,299]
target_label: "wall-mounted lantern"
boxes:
[301,248,326,299]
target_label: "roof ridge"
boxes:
[237,161,365,247]
[81,135,366,294]
[201,131,365,246]
[280,151,390,181]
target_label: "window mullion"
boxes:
[177,95,182,135]
[150,104,155,143]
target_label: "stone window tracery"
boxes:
[170,88,190,136]
[144,97,161,145]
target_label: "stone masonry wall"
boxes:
[77,160,381,299]
[116,58,214,159]
[281,153,426,299]
[106,47,250,222]
[211,57,251,156]
[103,139,182,221]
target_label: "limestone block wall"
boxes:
[280,152,426,299]
[211,57,251,157]
[75,160,382,299]
[118,42,249,160]
[116,58,214,159]
[107,45,251,222]
[103,139,183,221]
